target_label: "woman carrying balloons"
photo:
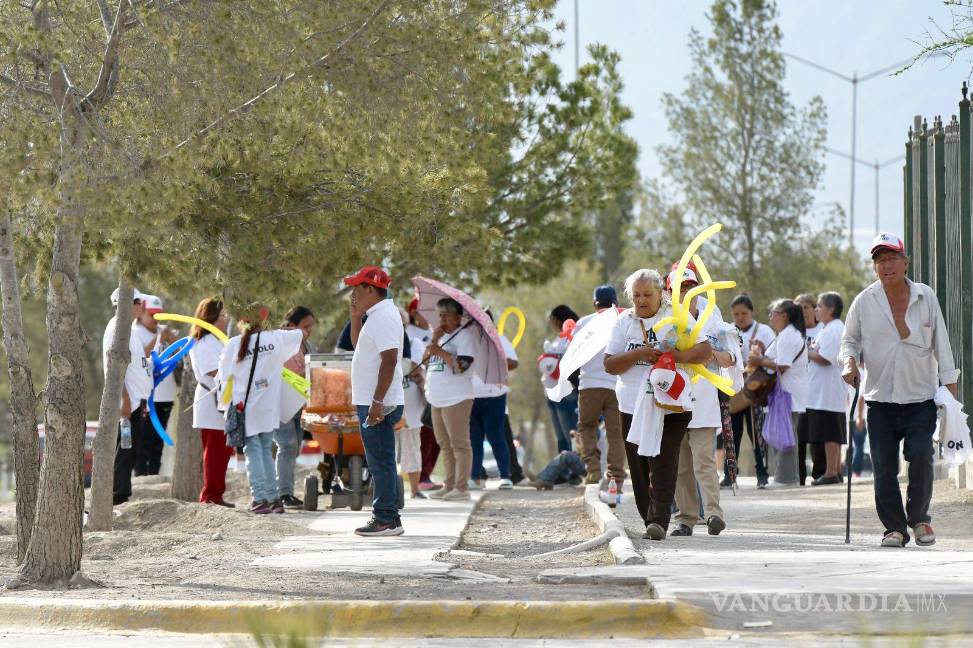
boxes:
[187,297,235,507]
[604,269,713,541]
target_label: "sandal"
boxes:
[881,530,907,548]
[912,523,936,546]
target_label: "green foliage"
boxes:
[658,0,828,286]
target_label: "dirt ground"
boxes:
[0,472,637,602]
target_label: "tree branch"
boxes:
[166,0,392,157]
[0,72,50,99]
[84,0,127,111]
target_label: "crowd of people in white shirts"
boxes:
[103,231,958,547]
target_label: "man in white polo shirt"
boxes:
[840,232,960,548]
[346,265,406,537]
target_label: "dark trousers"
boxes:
[136,401,170,476]
[358,405,404,524]
[866,400,937,538]
[504,415,525,482]
[113,402,147,504]
[419,425,440,483]
[729,408,768,481]
[470,395,511,480]
[798,442,826,485]
[547,392,578,453]
[622,411,691,530]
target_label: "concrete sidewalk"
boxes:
[251,492,483,578]
[547,475,973,636]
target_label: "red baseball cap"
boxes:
[665,261,699,290]
[869,232,905,258]
[343,266,391,289]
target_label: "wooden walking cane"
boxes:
[845,377,860,544]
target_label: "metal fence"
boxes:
[904,83,973,413]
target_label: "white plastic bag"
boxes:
[934,386,972,465]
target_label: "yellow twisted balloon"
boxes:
[652,224,737,396]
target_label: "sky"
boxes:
[551,0,968,257]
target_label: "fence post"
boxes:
[932,116,948,312]
[905,124,914,262]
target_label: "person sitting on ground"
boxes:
[529,450,587,490]
[218,305,304,515]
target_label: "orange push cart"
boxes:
[301,353,404,511]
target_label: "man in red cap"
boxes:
[841,233,959,548]
[344,266,407,536]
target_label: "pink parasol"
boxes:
[411,276,508,386]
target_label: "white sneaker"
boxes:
[427,487,449,500]
[467,479,484,491]
[498,479,513,490]
[443,489,471,501]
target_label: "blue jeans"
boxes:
[852,423,867,474]
[547,391,578,454]
[866,400,937,537]
[357,405,404,524]
[537,450,586,484]
[244,432,278,503]
[470,395,511,480]
[273,412,302,497]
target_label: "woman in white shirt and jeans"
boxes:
[218,307,303,515]
[749,299,807,486]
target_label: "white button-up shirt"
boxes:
[840,279,959,404]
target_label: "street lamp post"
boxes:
[784,53,925,248]
[826,147,901,236]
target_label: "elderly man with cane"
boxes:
[840,233,960,548]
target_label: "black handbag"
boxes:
[225,332,261,448]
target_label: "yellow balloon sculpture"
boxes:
[497,306,527,348]
[652,223,737,396]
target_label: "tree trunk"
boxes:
[19,128,89,585]
[522,399,542,476]
[170,362,201,501]
[0,208,40,564]
[86,275,133,531]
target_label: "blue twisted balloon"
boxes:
[147,336,196,445]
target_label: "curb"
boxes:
[0,598,707,639]
[583,484,645,565]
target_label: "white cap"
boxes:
[666,268,698,290]
[142,294,164,314]
[110,286,147,306]
[869,232,905,258]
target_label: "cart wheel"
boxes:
[303,475,319,511]
[397,475,405,510]
[350,492,364,511]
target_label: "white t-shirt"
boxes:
[402,337,426,429]
[473,335,517,398]
[134,323,177,403]
[688,301,725,430]
[804,322,822,344]
[424,326,476,408]
[219,328,304,436]
[767,324,808,414]
[574,312,617,391]
[103,316,153,404]
[406,324,432,350]
[351,299,405,408]
[604,305,705,415]
[189,333,226,430]
[737,321,776,364]
[807,318,847,413]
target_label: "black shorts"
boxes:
[806,409,847,445]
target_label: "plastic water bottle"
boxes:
[119,418,132,450]
[607,479,618,507]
